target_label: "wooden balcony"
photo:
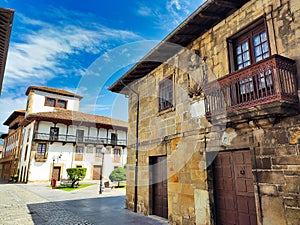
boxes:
[34,133,127,147]
[204,55,299,124]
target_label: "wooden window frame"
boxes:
[75,145,84,161]
[111,133,118,145]
[44,97,68,109]
[158,76,173,111]
[50,127,59,141]
[76,130,84,142]
[113,149,121,162]
[95,147,103,158]
[228,18,271,73]
[44,97,56,107]
[37,143,47,156]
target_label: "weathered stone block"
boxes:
[276,146,297,156]
[256,157,272,169]
[283,176,300,193]
[257,171,285,184]
[261,196,286,225]
[259,147,275,156]
[283,196,298,207]
[272,156,300,165]
[259,184,279,196]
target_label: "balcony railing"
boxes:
[34,133,127,146]
[204,55,298,120]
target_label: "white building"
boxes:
[17,86,127,182]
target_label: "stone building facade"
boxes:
[110,0,300,224]
[0,110,25,180]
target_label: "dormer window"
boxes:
[57,99,67,108]
[44,97,67,109]
[45,97,56,107]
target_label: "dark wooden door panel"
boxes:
[53,167,61,181]
[93,165,101,180]
[151,156,168,219]
[214,151,257,225]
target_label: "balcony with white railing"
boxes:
[33,133,127,146]
[204,55,299,123]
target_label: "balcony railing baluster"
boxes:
[204,55,298,118]
[33,132,127,146]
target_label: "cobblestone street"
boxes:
[0,182,167,225]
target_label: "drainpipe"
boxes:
[120,79,139,213]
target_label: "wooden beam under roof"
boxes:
[198,12,222,20]
[215,0,238,9]
[109,0,250,93]
[0,8,14,95]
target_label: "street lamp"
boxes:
[99,146,106,194]
[51,155,55,185]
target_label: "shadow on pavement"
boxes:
[27,196,167,225]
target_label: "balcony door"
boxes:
[111,133,118,145]
[76,130,84,142]
[50,127,59,141]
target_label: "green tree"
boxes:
[109,167,126,187]
[66,168,87,188]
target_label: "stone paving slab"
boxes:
[0,182,168,225]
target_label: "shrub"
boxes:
[109,167,126,187]
[66,168,87,188]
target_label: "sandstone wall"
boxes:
[125,0,300,224]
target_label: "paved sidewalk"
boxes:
[0,181,168,225]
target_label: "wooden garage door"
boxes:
[213,150,257,225]
[93,165,102,180]
[150,156,168,219]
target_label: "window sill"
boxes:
[157,106,175,117]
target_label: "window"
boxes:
[76,130,84,142]
[50,127,59,141]
[45,97,56,107]
[113,149,121,162]
[96,148,103,157]
[233,22,270,71]
[229,20,271,95]
[27,128,31,143]
[114,149,121,157]
[57,99,67,108]
[24,145,28,161]
[44,97,67,109]
[37,143,47,156]
[159,76,173,111]
[75,146,84,161]
[87,146,94,154]
[111,133,118,145]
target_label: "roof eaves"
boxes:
[0,8,14,96]
[109,0,250,93]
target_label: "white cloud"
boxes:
[3,10,142,92]
[0,96,27,132]
[136,1,202,31]
[167,0,181,11]
[137,6,153,17]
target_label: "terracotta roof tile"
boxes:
[25,86,83,99]
[26,110,128,129]
[3,110,25,126]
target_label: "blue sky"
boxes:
[0,0,203,132]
